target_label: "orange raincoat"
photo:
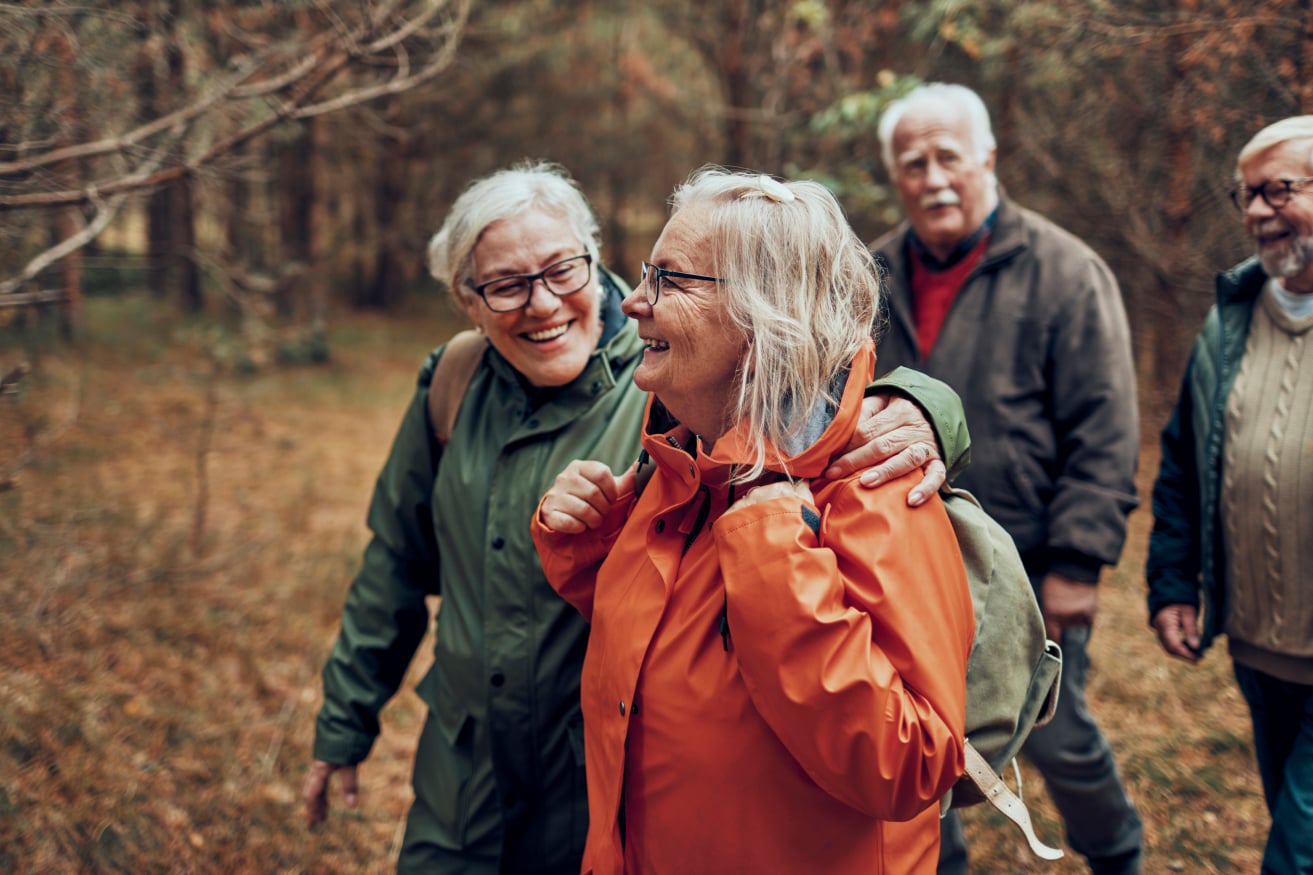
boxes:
[532,343,974,874]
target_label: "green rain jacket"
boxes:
[312,273,971,871]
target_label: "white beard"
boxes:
[1259,233,1313,279]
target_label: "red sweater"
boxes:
[909,234,989,357]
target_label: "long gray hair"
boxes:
[668,167,881,480]
[426,160,602,307]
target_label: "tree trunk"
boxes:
[51,28,84,338]
[167,0,200,312]
[1150,25,1199,409]
[172,174,201,312]
[719,0,751,167]
[278,123,315,320]
[367,119,414,311]
[1301,0,1313,112]
[309,117,329,330]
[52,199,84,340]
[141,0,201,310]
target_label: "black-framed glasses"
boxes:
[469,253,593,312]
[640,261,725,306]
[1231,177,1313,213]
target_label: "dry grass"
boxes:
[1,296,1266,873]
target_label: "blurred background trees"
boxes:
[3,0,1311,407]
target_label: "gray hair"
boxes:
[426,160,602,306]
[1237,116,1313,177]
[876,82,997,175]
[668,167,881,480]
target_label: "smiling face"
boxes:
[1240,138,1313,295]
[463,207,605,387]
[889,99,998,262]
[621,205,749,441]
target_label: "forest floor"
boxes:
[1,294,1265,874]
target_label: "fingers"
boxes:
[302,761,333,830]
[905,459,947,506]
[830,395,944,487]
[303,762,360,830]
[614,460,639,498]
[827,434,928,481]
[1152,606,1201,663]
[1039,575,1097,641]
[539,460,626,533]
[339,764,359,811]
[849,442,935,490]
[728,478,810,514]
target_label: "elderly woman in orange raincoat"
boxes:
[531,167,975,874]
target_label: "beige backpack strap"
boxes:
[959,742,1065,861]
[427,329,489,447]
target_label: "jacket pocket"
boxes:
[414,660,480,847]
[412,706,477,847]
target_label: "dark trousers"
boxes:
[396,710,587,875]
[1234,661,1313,875]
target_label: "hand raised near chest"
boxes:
[538,459,638,534]
[725,477,812,516]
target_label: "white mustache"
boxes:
[920,189,961,209]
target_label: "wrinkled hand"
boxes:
[538,459,637,534]
[726,478,812,516]
[824,394,945,506]
[1040,573,1098,642]
[302,760,358,830]
[1151,604,1202,663]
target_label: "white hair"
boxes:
[426,160,602,307]
[1237,116,1313,178]
[877,82,997,175]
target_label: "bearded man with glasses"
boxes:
[1148,116,1313,875]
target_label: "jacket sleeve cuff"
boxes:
[312,728,375,766]
[1047,549,1102,583]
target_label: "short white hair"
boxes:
[426,160,602,307]
[877,82,996,175]
[1237,116,1313,178]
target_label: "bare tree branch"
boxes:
[0,55,264,178]
[295,13,466,118]
[1,0,469,202]
[0,0,470,299]
[0,182,137,295]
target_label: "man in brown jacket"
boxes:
[871,82,1143,874]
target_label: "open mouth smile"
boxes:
[524,323,570,343]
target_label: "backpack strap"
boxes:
[427,328,489,447]
[960,743,1064,861]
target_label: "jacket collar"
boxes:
[1216,256,1268,307]
[882,191,1027,280]
[907,208,997,271]
[640,342,876,487]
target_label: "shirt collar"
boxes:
[907,207,998,272]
